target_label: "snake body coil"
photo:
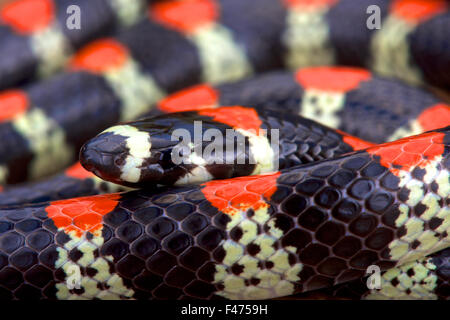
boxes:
[0,127,449,299]
[1,0,450,184]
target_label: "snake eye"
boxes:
[79,147,99,172]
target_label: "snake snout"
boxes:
[79,132,129,183]
[79,146,98,172]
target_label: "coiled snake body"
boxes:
[0,0,449,300]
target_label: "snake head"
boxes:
[80,122,183,188]
[79,110,257,188]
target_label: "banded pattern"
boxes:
[1,66,448,204]
[80,106,372,188]
[282,0,337,69]
[156,67,450,143]
[151,0,253,84]
[0,127,448,299]
[0,74,122,184]
[291,248,450,300]
[0,37,166,184]
[283,0,450,89]
[0,0,449,301]
[0,0,285,184]
[371,0,447,86]
[2,0,450,91]
[0,0,449,184]
[0,0,149,89]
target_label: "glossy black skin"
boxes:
[120,0,286,93]
[200,71,440,143]
[0,0,287,184]
[0,0,139,90]
[80,107,359,188]
[0,99,364,206]
[0,0,448,300]
[0,172,125,207]
[81,112,250,187]
[0,64,443,196]
[1,127,449,300]
[0,72,121,184]
[291,248,450,300]
[2,0,450,91]
[0,0,448,184]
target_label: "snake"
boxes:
[0,67,448,204]
[1,0,450,184]
[0,0,449,300]
[286,248,450,300]
[0,124,448,299]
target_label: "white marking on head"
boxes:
[103,125,152,183]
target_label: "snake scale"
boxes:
[0,0,449,300]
